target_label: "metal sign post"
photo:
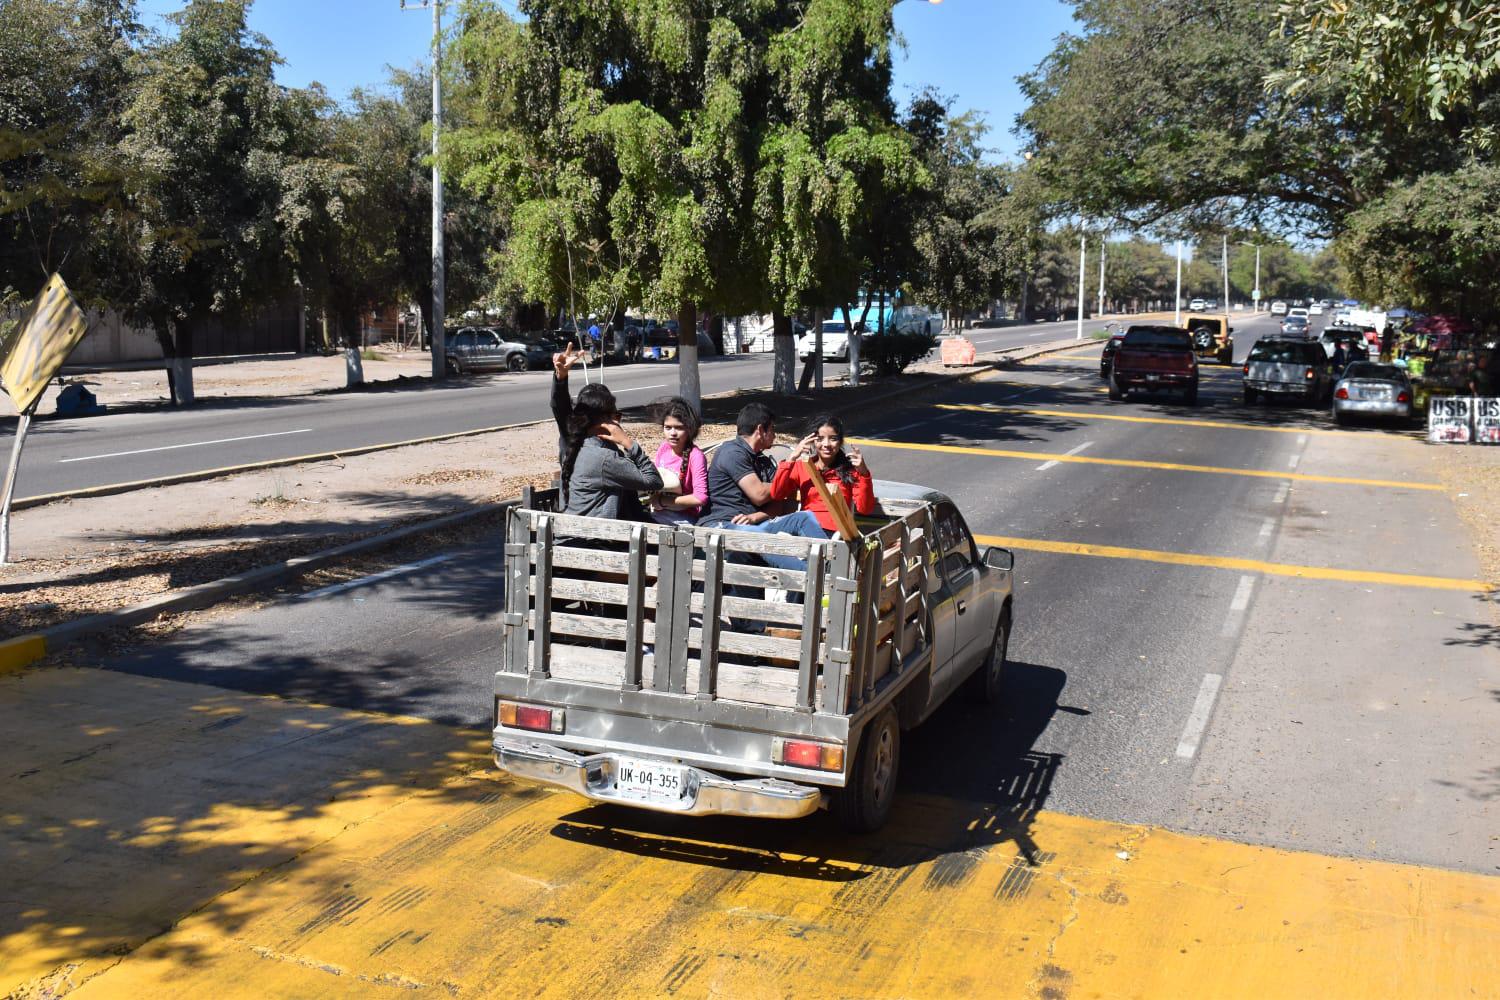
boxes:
[0,273,91,564]
[0,399,38,564]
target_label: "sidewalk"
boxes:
[0,338,1083,650]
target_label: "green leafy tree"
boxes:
[0,0,139,308]
[114,0,311,405]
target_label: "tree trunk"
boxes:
[416,291,434,352]
[772,311,796,394]
[812,307,824,390]
[677,300,700,414]
[152,318,178,406]
[342,310,365,387]
[840,306,860,387]
[171,323,195,407]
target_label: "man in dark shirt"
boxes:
[701,402,782,527]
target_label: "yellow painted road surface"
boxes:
[4,668,1497,999]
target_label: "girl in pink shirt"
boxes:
[651,397,709,525]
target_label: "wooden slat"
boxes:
[552,546,807,591]
[796,555,825,712]
[652,530,678,692]
[891,521,909,668]
[666,527,695,694]
[531,515,554,678]
[821,543,857,714]
[548,512,668,543]
[697,535,724,701]
[802,459,860,541]
[535,578,806,626]
[542,642,806,708]
[541,612,802,662]
[693,525,830,559]
[502,510,530,676]
[622,524,648,691]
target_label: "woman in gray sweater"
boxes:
[559,381,662,520]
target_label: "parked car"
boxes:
[1243,337,1333,405]
[1270,300,1288,316]
[1332,362,1414,425]
[1189,298,1207,312]
[1108,325,1199,404]
[1100,331,1127,379]
[798,319,863,361]
[445,327,554,374]
[1279,315,1311,338]
[1309,302,1325,316]
[1318,326,1373,361]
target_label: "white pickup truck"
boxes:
[491,484,1015,832]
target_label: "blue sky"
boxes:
[137,0,1078,161]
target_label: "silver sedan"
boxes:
[1331,361,1414,424]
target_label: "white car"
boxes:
[1309,303,1324,315]
[1269,300,1288,316]
[1189,298,1207,311]
[1287,307,1310,322]
[797,319,860,361]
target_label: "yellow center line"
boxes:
[850,437,1442,491]
[936,402,1391,439]
[974,533,1490,592]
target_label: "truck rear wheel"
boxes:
[965,605,1011,705]
[1108,378,1124,401]
[1183,384,1198,406]
[832,706,900,833]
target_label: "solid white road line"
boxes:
[297,553,458,601]
[1176,673,1224,759]
[1053,375,1080,386]
[59,428,314,463]
[1036,440,1094,471]
[869,420,926,440]
[613,383,670,394]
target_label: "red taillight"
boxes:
[497,700,564,734]
[1335,386,1349,399]
[1397,391,1411,403]
[1305,368,1316,379]
[1242,363,1249,375]
[773,738,845,771]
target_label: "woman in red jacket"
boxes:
[768,414,876,535]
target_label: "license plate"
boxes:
[615,756,688,804]
[1146,373,1160,381]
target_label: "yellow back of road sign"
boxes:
[1,274,89,413]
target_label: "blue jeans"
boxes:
[726,511,828,571]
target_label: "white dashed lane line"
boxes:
[1036,441,1094,472]
[1176,673,1224,759]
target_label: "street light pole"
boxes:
[1221,234,1230,314]
[1076,233,1086,340]
[1174,240,1183,326]
[1254,245,1261,314]
[1096,240,1106,319]
[401,0,445,380]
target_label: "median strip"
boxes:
[850,437,1442,491]
[936,403,1395,439]
[974,533,1490,592]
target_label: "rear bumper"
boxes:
[1116,372,1195,387]
[494,737,825,819]
[1247,379,1319,398]
[1333,398,1411,419]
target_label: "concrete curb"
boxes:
[0,502,512,676]
[0,335,1092,676]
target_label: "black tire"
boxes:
[1184,384,1199,406]
[965,605,1011,705]
[507,353,527,372]
[1108,378,1124,401]
[445,357,462,376]
[1243,386,1257,405]
[1333,410,1347,426]
[832,706,900,834]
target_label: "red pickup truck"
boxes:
[1107,325,1199,405]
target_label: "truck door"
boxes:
[931,502,988,697]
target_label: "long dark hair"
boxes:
[654,396,700,450]
[806,412,856,485]
[561,383,619,500]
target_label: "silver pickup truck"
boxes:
[492,483,1014,832]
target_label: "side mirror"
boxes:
[1228,327,1235,333]
[983,547,1014,572]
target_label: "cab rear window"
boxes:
[1249,342,1322,363]
[1122,327,1191,349]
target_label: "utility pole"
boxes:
[402,1,445,379]
[1174,240,1183,326]
[1221,234,1230,314]
[1253,244,1262,314]
[1076,233,1086,340]
[1096,241,1107,319]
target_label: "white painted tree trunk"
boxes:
[171,356,195,407]
[772,320,796,393]
[345,346,365,387]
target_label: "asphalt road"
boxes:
[12,318,1109,501]
[96,309,1500,875]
